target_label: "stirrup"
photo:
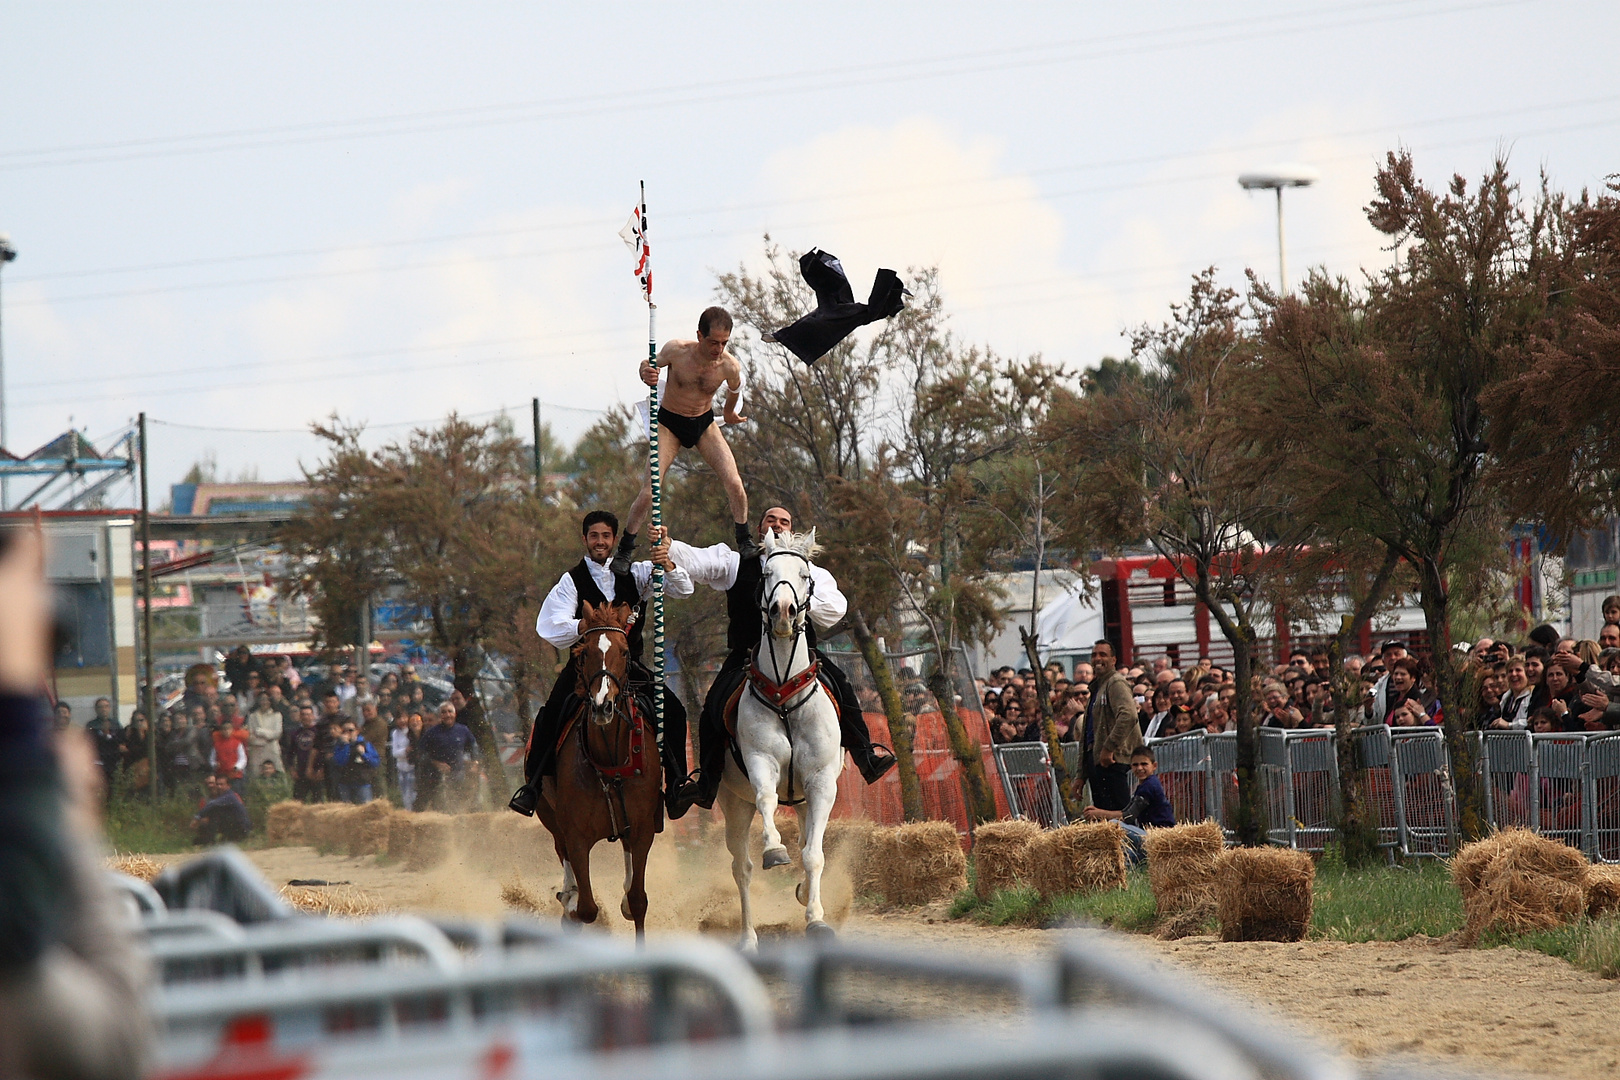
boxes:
[855,745,897,784]
[507,784,538,817]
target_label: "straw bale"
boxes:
[970,820,1043,899]
[1453,829,1586,904]
[871,821,967,906]
[1145,819,1225,916]
[346,800,394,857]
[264,801,307,847]
[1027,822,1127,900]
[106,854,162,882]
[403,812,455,871]
[1464,864,1586,938]
[387,812,418,866]
[1215,847,1314,942]
[1586,864,1620,919]
[301,804,354,852]
[1153,905,1215,941]
[824,818,879,896]
[279,883,387,917]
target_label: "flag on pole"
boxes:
[619,206,652,301]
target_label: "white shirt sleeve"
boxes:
[669,540,741,592]
[536,573,583,649]
[809,565,848,630]
[631,559,693,599]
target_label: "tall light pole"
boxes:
[0,233,14,510]
[1238,165,1318,295]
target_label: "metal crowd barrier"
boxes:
[992,742,1069,827]
[1478,729,1620,861]
[1258,729,1338,852]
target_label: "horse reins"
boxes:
[574,623,643,842]
[747,547,821,806]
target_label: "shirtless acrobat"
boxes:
[613,306,752,573]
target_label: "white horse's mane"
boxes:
[767,528,821,561]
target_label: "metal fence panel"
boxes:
[992,743,1068,828]
[1285,731,1339,853]
[1350,727,1401,851]
[1205,732,1240,838]
[1589,732,1620,863]
[1533,734,1590,854]
[1480,731,1535,833]
[1389,728,1455,857]
[1147,733,1212,827]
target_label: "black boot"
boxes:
[507,783,538,816]
[609,531,638,576]
[851,745,897,784]
[734,521,760,559]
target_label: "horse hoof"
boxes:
[796,881,808,905]
[621,897,632,920]
[806,920,836,940]
[762,846,791,869]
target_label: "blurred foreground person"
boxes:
[0,528,150,1078]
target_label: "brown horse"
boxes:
[532,600,661,941]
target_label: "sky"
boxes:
[1,0,1616,507]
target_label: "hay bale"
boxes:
[106,854,162,882]
[279,883,387,917]
[1153,905,1215,941]
[825,818,879,896]
[1215,847,1314,942]
[971,820,1043,899]
[403,812,455,871]
[387,812,418,866]
[1465,865,1587,938]
[871,822,967,906]
[1453,829,1586,902]
[1586,864,1620,918]
[346,800,394,857]
[301,804,355,853]
[1145,819,1225,916]
[1027,822,1127,900]
[264,801,307,847]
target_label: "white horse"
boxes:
[720,528,843,949]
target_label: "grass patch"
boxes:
[104,774,292,854]
[1311,855,1463,942]
[1497,917,1620,978]
[951,872,1156,931]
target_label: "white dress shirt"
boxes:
[534,558,693,648]
[668,540,847,632]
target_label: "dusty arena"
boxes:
[125,822,1620,1080]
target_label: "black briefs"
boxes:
[657,407,715,449]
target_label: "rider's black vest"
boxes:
[726,552,818,653]
[568,559,645,660]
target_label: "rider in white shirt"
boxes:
[508,510,693,818]
[664,505,895,815]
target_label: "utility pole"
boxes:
[139,412,157,803]
[531,397,542,495]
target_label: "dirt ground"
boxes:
[151,841,1620,1079]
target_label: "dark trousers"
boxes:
[1085,756,1132,812]
[519,661,689,792]
[695,647,872,799]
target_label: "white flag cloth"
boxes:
[620,206,651,300]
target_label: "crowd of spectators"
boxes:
[980,595,1620,745]
[81,645,490,839]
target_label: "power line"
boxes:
[148,400,607,436]
[0,0,1527,174]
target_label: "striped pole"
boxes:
[642,181,666,748]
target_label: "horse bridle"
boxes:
[577,624,630,724]
[757,548,816,688]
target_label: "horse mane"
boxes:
[580,600,632,630]
[771,528,822,561]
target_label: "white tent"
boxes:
[1033,582,1105,659]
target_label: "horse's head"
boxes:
[576,600,632,725]
[759,527,818,640]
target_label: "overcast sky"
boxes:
[2,1,1615,504]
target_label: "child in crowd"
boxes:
[1083,745,1175,865]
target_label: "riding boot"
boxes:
[819,649,898,784]
[508,678,575,815]
[609,531,638,577]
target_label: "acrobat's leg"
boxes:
[693,424,748,525]
[625,423,682,536]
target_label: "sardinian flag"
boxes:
[619,204,652,301]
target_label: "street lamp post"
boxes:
[0,234,15,510]
[1237,165,1318,295]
